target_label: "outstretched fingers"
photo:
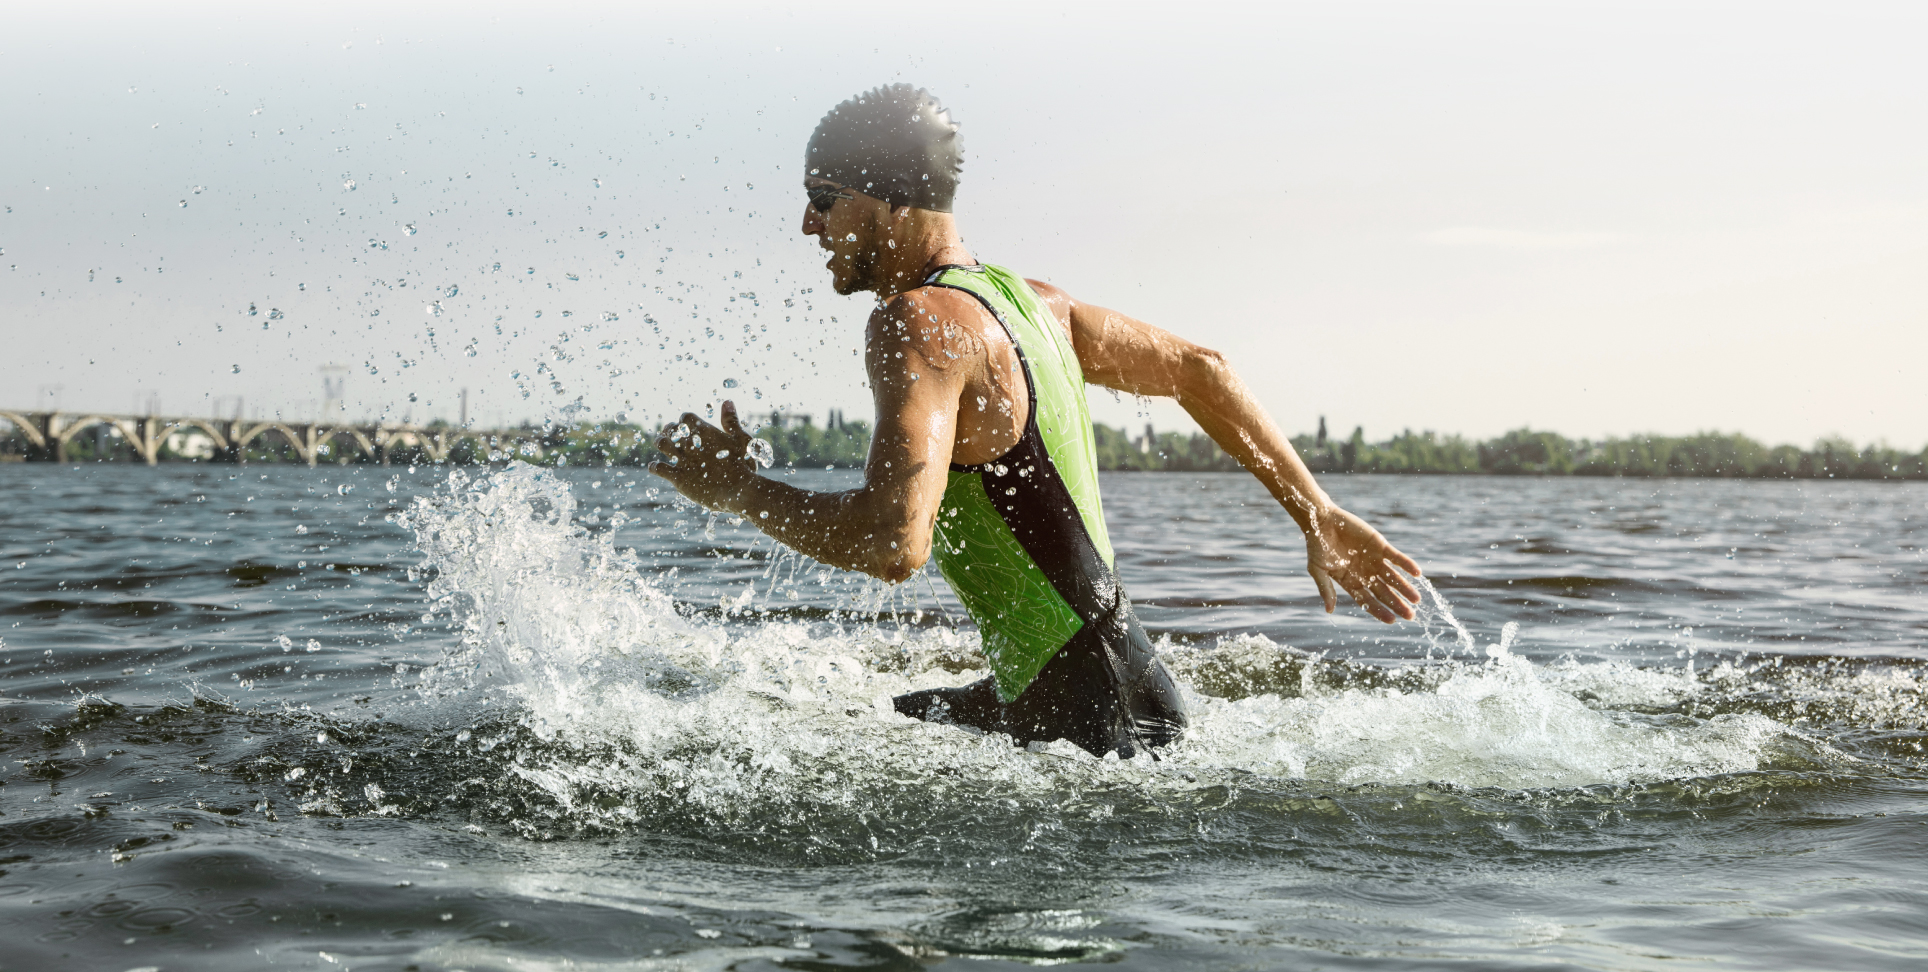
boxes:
[1308,564,1339,614]
[1319,561,1419,624]
[1341,570,1402,624]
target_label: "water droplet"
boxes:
[534,310,542,318]
[444,284,458,297]
[298,282,306,291]
[597,230,608,238]
[526,267,535,275]
[428,301,443,316]
[722,378,738,388]
[845,233,857,242]
[268,308,284,320]
[403,223,417,236]
[369,309,382,317]
[247,302,258,316]
[354,102,367,110]
[178,199,187,208]
[746,437,775,469]
[344,179,357,191]
[615,250,625,259]
[593,179,602,188]
[192,185,204,194]
[560,310,573,317]
[600,311,618,322]
[231,364,241,373]
[565,273,580,281]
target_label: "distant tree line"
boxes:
[6,411,1923,479]
[1277,420,1928,480]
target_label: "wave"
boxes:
[382,464,1899,830]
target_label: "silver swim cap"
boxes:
[806,84,963,213]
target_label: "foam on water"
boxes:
[400,465,1799,826]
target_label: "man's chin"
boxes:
[830,268,872,296]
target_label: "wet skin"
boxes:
[649,181,1422,622]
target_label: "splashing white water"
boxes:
[400,464,1792,825]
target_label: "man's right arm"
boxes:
[1027,280,1422,622]
[649,291,966,583]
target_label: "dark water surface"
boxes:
[2,463,1925,971]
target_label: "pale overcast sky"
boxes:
[5,0,1924,446]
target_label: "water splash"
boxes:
[399,466,1799,831]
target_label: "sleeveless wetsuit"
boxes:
[891,264,1187,758]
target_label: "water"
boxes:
[2,464,1924,970]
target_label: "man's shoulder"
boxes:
[869,283,996,338]
[881,280,990,315]
[865,283,1001,371]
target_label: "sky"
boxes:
[4,0,1924,447]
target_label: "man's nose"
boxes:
[800,204,824,237]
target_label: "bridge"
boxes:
[0,410,548,466]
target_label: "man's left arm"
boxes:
[1026,279,1423,623]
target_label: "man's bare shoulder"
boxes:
[1022,278,1075,336]
[866,284,999,374]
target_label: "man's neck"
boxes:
[872,211,973,301]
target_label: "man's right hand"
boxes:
[1304,506,1424,623]
[647,401,760,513]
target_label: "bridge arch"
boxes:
[159,418,231,451]
[0,411,47,449]
[442,431,494,463]
[52,416,147,462]
[313,428,378,463]
[232,422,315,465]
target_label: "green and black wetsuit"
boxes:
[892,264,1187,758]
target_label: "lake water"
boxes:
[2,463,1924,970]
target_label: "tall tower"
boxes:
[320,364,348,420]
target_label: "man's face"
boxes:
[801,178,883,296]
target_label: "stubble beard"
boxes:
[832,246,880,296]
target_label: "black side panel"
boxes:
[892,600,1187,758]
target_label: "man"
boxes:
[650,84,1422,758]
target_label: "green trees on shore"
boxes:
[1284,426,1927,479]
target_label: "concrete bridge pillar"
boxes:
[136,416,162,466]
[297,424,320,468]
[27,413,57,462]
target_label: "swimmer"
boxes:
[651,84,1423,758]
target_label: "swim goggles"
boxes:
[806,183,854,213]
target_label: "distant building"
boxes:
[165,430,217,460]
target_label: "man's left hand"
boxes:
[647,400,760,510]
